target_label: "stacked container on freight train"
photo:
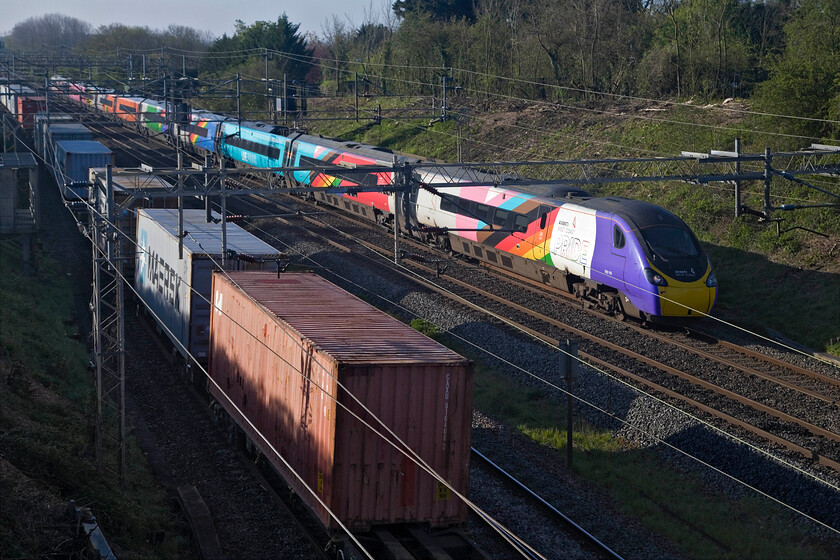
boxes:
[53,140,113,200]
[0,83,45,129]
[208,271,474,532]
[135,209,283,365]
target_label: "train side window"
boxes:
[493,208,509,227]
[614,225,625,249]
[440,194,457,213]
[514,214,530,233]
[475,203,491,224]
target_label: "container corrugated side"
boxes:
[135,209,282,362]
[49,123,93,143]
[55,140,113,183]
[16,96,44,127]
[208,271,473,531]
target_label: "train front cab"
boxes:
[646,263,717,319]
[619,221,717,322]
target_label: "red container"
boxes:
[208,271,473,531]
[17,96,44,128]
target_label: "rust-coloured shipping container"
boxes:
[208,271,473,532]
[17,95,45,129]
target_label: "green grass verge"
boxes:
[0,240,187,559]
[471,363,833,559]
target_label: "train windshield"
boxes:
[641,226,701,259]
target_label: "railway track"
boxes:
[231,186,840,478]
[471,448,623,560]
[44,105,840,552]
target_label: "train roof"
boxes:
[507,182,591,200]
[576,196,688,230]
[191,110,227,121]
[292,132,422,165]
[222,119,289,136]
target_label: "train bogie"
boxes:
[208,271,474,532]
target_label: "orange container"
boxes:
[208,271,473,531]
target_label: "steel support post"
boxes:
[91,165,126,485]
[559,339,578,468]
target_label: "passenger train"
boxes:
[56,80,718,322]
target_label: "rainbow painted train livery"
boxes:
[60,82,717,322]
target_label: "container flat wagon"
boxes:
[208,271,474,532]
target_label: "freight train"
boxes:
[32,113,114,200]
[58,80,718,322]
[0,81,45,129]
[132,209,474,549]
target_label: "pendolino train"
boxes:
[59,80,718,322]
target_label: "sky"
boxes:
[2,0,395,40]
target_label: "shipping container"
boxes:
[34,113,75,155]
[91,169,181,246]
[136,209,283,363]
[1,84,34,118]
[49,122,93,143]
[208,271,474,532]
[16,95,45,128]
[54,140,112,199]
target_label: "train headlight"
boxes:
[644,268,668,287]
[705,270,718,287]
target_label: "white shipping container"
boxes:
[135,208,283,362]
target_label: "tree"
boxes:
[755,0,840,138]
[521,0,646,97]
[392,0,477,22]
[203,14,312,81]
[6,13,91,52]
[637,0,751,98]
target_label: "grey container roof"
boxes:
[55,140,112,155]
[139,208,283,258]
[49,123,91,135]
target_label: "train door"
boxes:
[609,219,627,293]
[536,204,553,262]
